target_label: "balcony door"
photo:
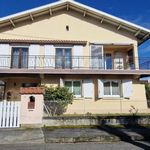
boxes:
[90,45,104,69]
[105,53,112,69]
[55,48,72,69]
[11,47,28,68]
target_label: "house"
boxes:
[0,0,150,114]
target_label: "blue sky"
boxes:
[0,0,150,57]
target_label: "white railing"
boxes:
[0,100,20,128]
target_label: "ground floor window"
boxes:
[0,80,5,101]
[64,80,81,97]
[104,80,120,97]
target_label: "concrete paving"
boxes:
[0,128,44,144]
[0,126,150,144]
[0,142,150,150]
[43,127,150,143]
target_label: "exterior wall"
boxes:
[20,94,43,124]
[41,75,148,114]
[0,10,138,61]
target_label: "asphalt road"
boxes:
[0,142,150,150]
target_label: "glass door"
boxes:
[105,53,112,69]
[90,45,103,69]
[11,47,28,68]
[55,48,71,69]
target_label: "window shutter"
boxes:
[60,78,64,87]
[83,79,93,98]
[72,45,83,69]
[44,45,55,68]
[28,44,40,68]
[0,44,10,68]
[122,79,132,99]
[98,79,104,98]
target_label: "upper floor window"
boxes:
[55,48,72,69]
[11,47,28,68]
[90,45,104,69]
[104,80,120,97]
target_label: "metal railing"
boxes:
[0,55,149,70]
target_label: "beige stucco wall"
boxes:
[41,75,148,114]
[0,10,138,62]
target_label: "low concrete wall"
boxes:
[43,116,150,126]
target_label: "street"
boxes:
[0,142,150,150]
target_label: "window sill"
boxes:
[102,97,123,100]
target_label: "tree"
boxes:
[44,86,73,116]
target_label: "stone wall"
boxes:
[43,116,150,126]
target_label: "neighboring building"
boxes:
[0,0,150,114]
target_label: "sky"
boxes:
[0,0,150,57]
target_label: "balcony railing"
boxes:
[0,55,149,70]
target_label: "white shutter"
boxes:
[28,44,40,68]
[0,44,10,68]
[122,79,132,99]
[83,79,93,98]
[60,78,64,87]
[72,45,83,69]
[98,79,104,98]
[44,45,55,68]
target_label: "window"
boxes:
[22,83,38,87]
[11,47,28,68]
[90,45,103,69]
[104,80,120,97]
[64,81,81,97]
[55,48,72,69]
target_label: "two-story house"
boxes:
[0,0,150,114]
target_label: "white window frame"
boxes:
[64,80,82,98]
[103,80,121,98]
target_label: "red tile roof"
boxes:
[20,87,44,94]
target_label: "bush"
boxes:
[44,86,73,116]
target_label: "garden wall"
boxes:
[43,116,150,126]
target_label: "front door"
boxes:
[11,47,28,68]
[55,48,71,69]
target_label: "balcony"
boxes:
[0,55,150,75]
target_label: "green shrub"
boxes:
[44,86,73,116]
